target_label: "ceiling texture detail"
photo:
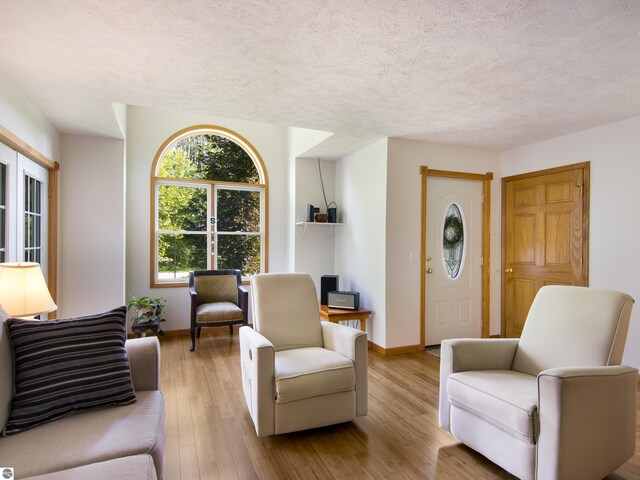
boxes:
[1,0,640,155]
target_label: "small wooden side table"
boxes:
[131,317,161,338]
[319,305,371,333]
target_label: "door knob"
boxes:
[426,268,434,274]
[504,268,513,273]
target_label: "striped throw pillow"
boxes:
[2,306,136,436]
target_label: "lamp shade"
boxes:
[0,262,57,317]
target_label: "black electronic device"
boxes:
[328,206,338,223]
[320,275,339,305]
[328,291,360,310]
[306,204,315,222]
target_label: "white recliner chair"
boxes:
[239,273,368,437]
[439,285,637,480]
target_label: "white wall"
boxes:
[335,139,388,345]
[58,134,125,317]
[112,103,127,139]
[385,139,502,348]
[294,157,337,295]
[0,77,60,162]
[286,127,335,275]
[125,106,290,331]
[501,115,640,368]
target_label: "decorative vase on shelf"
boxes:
[315,213,328,223]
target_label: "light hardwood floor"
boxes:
[161,330,640,480]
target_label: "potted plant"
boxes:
[127,295,167,337]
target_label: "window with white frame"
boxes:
[151,127,267,286]
[0,143,49,270]
[24,175,44,264]
[0,162,6,263]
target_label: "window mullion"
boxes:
[157,230,207,235]
[209,182,215,270]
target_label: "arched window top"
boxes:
[150,125,269,287]
[153,125,267,185]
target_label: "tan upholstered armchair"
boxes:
[439,286,637,480]
[239,273,368,437]
[189,269,248,351]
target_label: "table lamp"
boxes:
[0,262,57,318]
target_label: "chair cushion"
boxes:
[447,370,538,444]
[275,347,355,403]
[194,275,238,305]
[23,454,157,480]
[2,306,136,436]
[196,302,243,323]
[0,390,164,478]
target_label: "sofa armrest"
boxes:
[321,321,368,416]
[537,365,638,480]
[239,326,275,436]
[439,338,520,431]
[125,337,161,391]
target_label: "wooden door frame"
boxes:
[419,167,493,349]
[500,161,590,337]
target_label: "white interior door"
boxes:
[0,143,17,262]
[17,153,48,271]
[425,177,482,346]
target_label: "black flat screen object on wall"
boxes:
[320,275,339,305]
[306,204,315,222]
[328,291,360,310]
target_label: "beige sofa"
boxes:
[0,327,165,480]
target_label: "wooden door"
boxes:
[502,163,589,337]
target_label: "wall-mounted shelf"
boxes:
[296,222,344,237]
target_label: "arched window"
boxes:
[150,125,268,287]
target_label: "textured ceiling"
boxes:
[1,0,640,156]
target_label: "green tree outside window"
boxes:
[155,132,264,281]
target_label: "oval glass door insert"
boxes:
[442,203,464,279]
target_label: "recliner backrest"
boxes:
[512,285,634,376]
[251,273,323,352]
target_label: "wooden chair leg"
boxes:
[189,326,196,352]
[229,324,234,335]
[196,327,202,338]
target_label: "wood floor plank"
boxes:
[164,425,182,480]
[160,331,640,480]
[177,385,196,448]
[179,444,201,480]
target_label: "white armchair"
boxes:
[439,285,637,480]
[240,273,368,437]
